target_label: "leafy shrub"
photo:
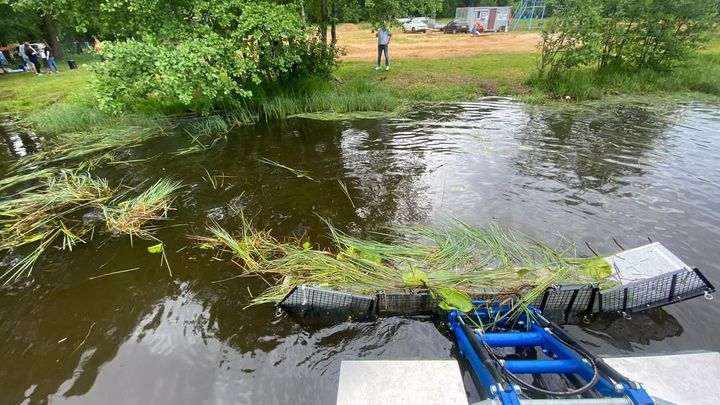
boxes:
[91,2,337,114]
[540,0,720,77]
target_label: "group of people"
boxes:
[16,42,58,75]
[0,37,104,76]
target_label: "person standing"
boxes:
[18,43,36,73]
[375,26,391,71]
[24,42,42,75]
[93,37,105,63]
[44,41,58,73]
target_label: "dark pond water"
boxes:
[1,99,719,404]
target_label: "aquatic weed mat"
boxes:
[0,170,183,284]
[195,217,618,318]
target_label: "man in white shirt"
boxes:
[375,27,392,71]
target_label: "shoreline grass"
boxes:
[1,32,718,138]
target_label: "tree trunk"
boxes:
[320,0,329,46]
[43,13,62,59]
[330,0,337,48]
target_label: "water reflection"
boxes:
[582,311,683,351]
[0,119,41,161]
[1,100,720,404]
[515,105,672,193]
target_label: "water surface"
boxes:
[1,99,719,404]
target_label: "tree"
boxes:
[7,0,104,57]
[90,1,337,114]
[0,4,42,45]
[539,0,720,76]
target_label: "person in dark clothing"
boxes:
[24,43,42,75]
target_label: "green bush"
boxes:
[90,2,338,115]
[540,0,720,76]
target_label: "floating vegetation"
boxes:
[0,171,182,284]
[202,169,234,191]
[103,178,183,240]
[10,126,159,173]
[289,111,392,121]
[89,267,141,281]
[258,157,320,183]
[0,168,56,193]
[0,170,115,283]
[197,217,616,316]
[174,113,255,156]
[337,179,356,208]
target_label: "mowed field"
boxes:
[336,23,541,62]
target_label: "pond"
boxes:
[1,99,719,404]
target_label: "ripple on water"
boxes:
[2,99,720,404]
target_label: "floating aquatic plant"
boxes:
[258,157,320,183]
[102,178,183,241]
[337,179,355,208]
[197,217,616,317]
[0,171,182,284]
[202,169,234,191]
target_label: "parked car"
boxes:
[402,17,428,33]
[442,21,470,34]
[395,18,411,24]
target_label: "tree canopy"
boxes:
[539,0,720,76]
[90,1,337,114]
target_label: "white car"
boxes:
[402,18,428,33]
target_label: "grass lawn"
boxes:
[0,55,96,114]
[338,53,537,101]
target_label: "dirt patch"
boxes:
[337,24,541,62]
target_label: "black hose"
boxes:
[460,322,510,392]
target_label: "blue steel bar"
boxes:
[479,331,545,348]
[503,359,578,374]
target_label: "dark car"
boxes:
[443,21,470,34]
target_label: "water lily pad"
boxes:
[436,287,473,312]
[147,243,164,254]
[581,257,612,281]
[402,269,429,287]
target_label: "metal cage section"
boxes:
[599,268,713,313]
[279,268,714,323]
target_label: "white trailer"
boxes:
[455,7,512,32]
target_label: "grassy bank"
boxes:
[338,52,537,101]
[1,33,719,137]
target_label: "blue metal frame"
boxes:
[448,305,654,404]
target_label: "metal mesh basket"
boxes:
[375,290,438,315]
[277,269,713,322]
[598,268,713,313]
[532,284,599,323]
[279,285,375,321]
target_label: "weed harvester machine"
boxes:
[278,242,715,405]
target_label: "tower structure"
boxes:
[511,0,547,31]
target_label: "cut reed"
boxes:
[0,171,183,284]
[258,158,320,183]
[102,178,183,241]
[197,217,616,315]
